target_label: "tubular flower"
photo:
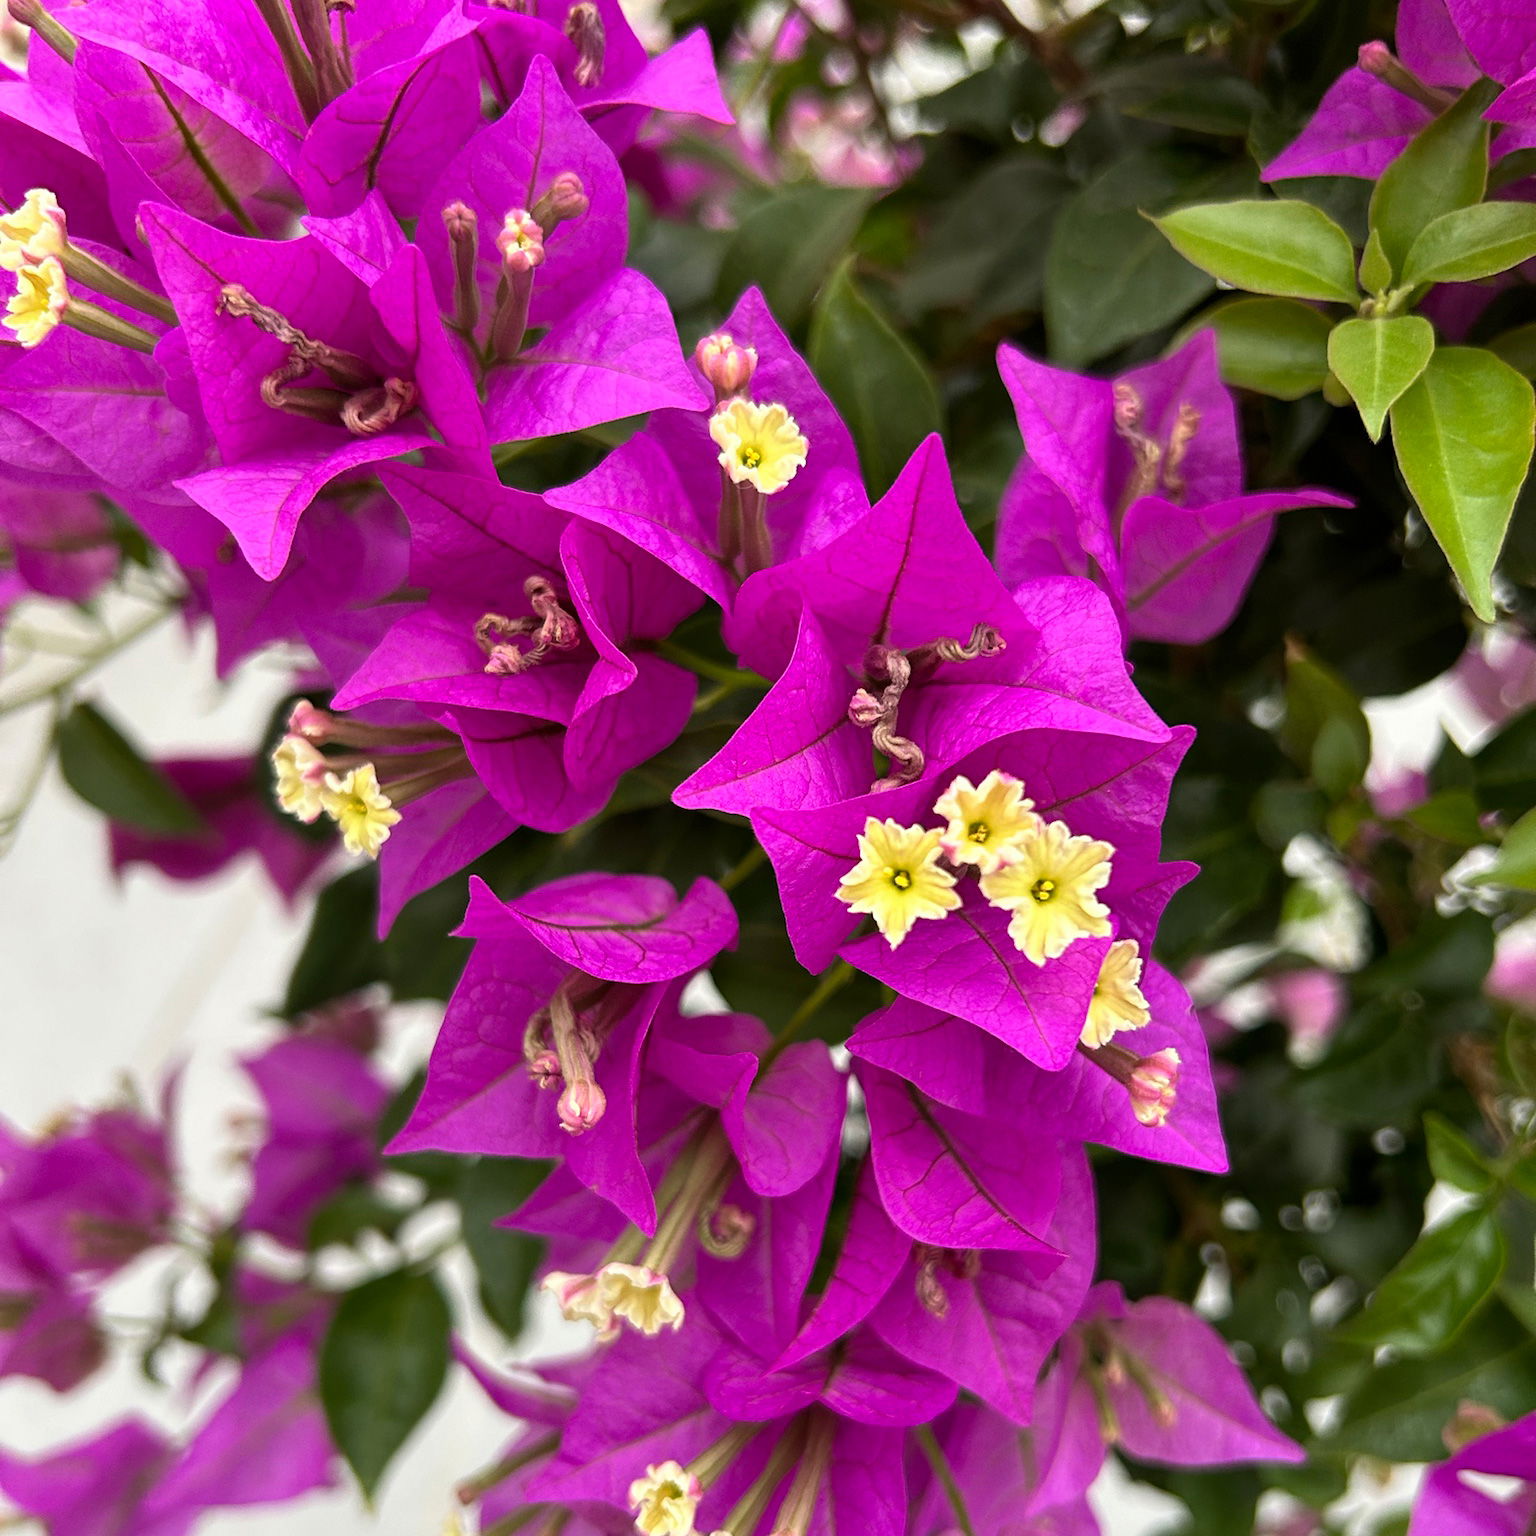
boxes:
[934,770,1040,874]
[5,255,67,347]
[540,1269,621,1339]
[836,817,961,948]
[980,818,1114,964]
[628,1461,702,1536]
[0,187,66,269]
[320,764,401,858]
[709,400,808,495]
[595,1263,685,1336]
[1082,938,1151,1048]
[271,735,329,823]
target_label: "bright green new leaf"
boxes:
[1423,1112,1497,1195]
[55,701,205,836]
[1328,315,1435,442]
[1403,201,1536,287]
[1472,807,1536,891]
[320,1269,451,1499]
[1359,229,1393,296]
[1337,1204,1506,1355]
[1153,198,1359,303]
[1195,296,1332,399]
[1369,82,1495,275]
[810,257,943,496]
[1390,346,1535,623]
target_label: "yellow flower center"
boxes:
[1081,938,1151,1048]
[836,816,961,949]
[935,771,1040,875]
[979,818,1115,965]
[628,1462,702,1536]
[708,399,809,495]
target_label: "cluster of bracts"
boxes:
[9,0,1501,1531]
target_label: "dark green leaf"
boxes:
[1281,641,1371,796]
[1403,200,1536,288]
[809,258,942,495]
[1333,1304,1536,1460]
[1424,1113,1497,1195]
[282,866,386,1017]
[1369,82,1496,275]
[1192,296,1332,400]
[320,1269,451,1499]
[1472,708,1536,816]
[1390,346,1535,623]
[1043,149,1243,367]
[1153,198,1359,303]
[1489,321,1536,378]
[1327,315,1434,442]
[715,184,874,330]
[459,1158,550,1339]
[55,702,204,835]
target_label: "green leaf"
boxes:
[1043,149,1243,367]
[1333,1304,1536,1460]
[1327,315,1435,442]
[1489,321,1536,378]
[1192,296,1332,400]
[1369,82,1495,276]
[1403,200,1536,287]
[1403,788,1482,845]
[1390,346,1535,623]
[1473,807,1536,890]
[1153,198,1359,303]
[1359,229,1393,297]
[1281,641,1371,798]
[320,1269,451,1500]
[809,258,943,495]
[282,866,386,1016]
[1424,1112,1497,1194]
[458,1157,550,1339]
[715,184,874,330]
[55,701,205,835]
[1472,707,1536,816]
[1337,1205,1506,1354]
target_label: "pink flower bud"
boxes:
[441,200,477,244]
[1128,1048,1181,1127]
[1357,40,1393,77]
[527,1048,562,1087]
[694,331,758,397]
[531,172,590,231]
[558,1078,606,1133]
[288,699,330,741]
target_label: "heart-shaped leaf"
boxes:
[1328,315,1435,442]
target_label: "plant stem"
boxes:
[914,1424,977,1536]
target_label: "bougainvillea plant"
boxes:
[5,0,1536,1532]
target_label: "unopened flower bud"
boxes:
[1357,40,1392,76]
[496,208,545,272]
[1128,1047,1181,1126]
[1444,1399,1506,1453]
[442,201,477,243]
[530,171,590,233]
[1355,39,1454,110]
[558,1077,606,1133]
[695,330,757,399]
[847,688,884,728]
[288,698,331,741]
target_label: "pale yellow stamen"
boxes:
[935,770,1040,874]
[321,762,400,858]
[980,818,1113,964]
[4,256,67,348]
[271,734,328,823]
[708,399,808,495]
[836,816,961,949]
[1081,938,1151,1048]
[628,1460,702,1536]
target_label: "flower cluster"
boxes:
[0,0,1357,1529]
